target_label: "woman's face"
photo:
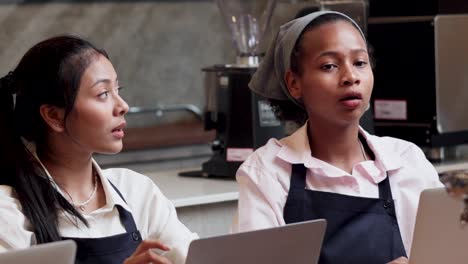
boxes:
[287,20,373,127]
[64,54,129,154]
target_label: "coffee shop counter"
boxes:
[142,168,238,238]
[144,169,238,208]
[433,159,468,174]
[118,157,468,238]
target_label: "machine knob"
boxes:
[211,139,224,152]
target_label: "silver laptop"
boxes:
[410,187,468,264]
[186,219,326,264]
[0,240,76,264]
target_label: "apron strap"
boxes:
[108,179,128,203]
[290,163,307,189]
[291,133,394,203]
[378,174,393,200]
[107,179,139,232]
[358,133,393,202]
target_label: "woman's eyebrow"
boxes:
[317,48,368,59]
[90,77,118,89]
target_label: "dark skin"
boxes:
[285,21,408,264]
[285,21,374,174]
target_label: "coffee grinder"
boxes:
[185,0,283,178]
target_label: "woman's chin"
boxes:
[96,143,123,155]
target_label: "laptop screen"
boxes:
[0,240,76,264]
[186,219,326,264]
[409,187,468,264]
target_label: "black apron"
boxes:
[283,141,407,264]
[62,181,142,264]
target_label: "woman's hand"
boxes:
[386,256,408,264]
[124,240,172,264]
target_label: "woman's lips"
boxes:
[340,98,362,109]
[112,129,125,139]
[339,92,363,109]
[111,122,126,139]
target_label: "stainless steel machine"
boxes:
[367,1,468,160]
[182,0,283,178]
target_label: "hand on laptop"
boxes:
[124,240,172,264]
[386,256,408,264]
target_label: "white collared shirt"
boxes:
[233,123,443,255]
[0,158,197,264]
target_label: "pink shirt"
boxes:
[234,123,443,255]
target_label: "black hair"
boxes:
[0,35,109,244]
[269,13,374,126]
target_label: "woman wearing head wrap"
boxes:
[234,11,443,264]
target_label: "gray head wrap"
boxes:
[249,11,366,104]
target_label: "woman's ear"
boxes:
[39,104,65,133]
[284,70,302,100]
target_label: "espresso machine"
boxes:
[367,0,468,161]
[188,0,283,178]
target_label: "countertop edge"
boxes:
[156,161,468,208]
[172,192,239,208]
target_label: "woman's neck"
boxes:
[307,122,366,174]
[36,137,106,213]
[37,139,94,193]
